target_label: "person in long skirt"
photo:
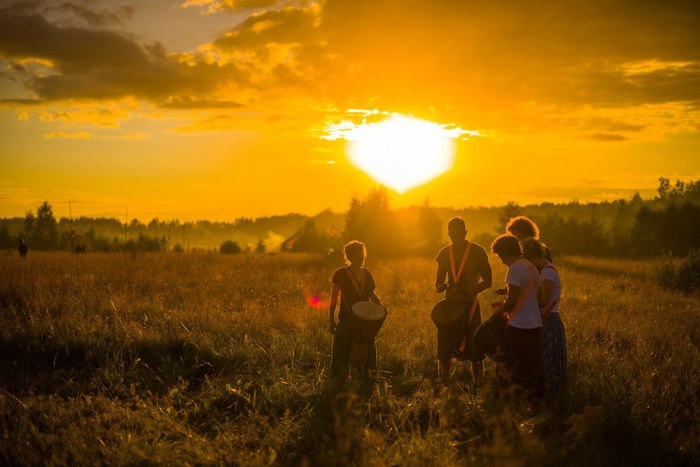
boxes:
[522,238,567,404]
[328,241,385,384]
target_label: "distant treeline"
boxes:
[2,177,699,257]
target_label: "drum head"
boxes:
[351,301,386,321]
[431,299,466,325]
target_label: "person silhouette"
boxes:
[434,217,492,387]
[490,234,545,407]
[327,240,386,385]
[18,238,28,258]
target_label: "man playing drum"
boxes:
[434,217,492,387]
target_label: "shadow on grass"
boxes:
[0,333,250,397]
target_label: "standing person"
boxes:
[522,238,567,404]
[328,240,385,384]
[18,238,28,258]
[490,234,544,406]
[434,217,492,387]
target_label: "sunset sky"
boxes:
[1,0,699,221]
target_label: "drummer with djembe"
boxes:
[328,240,386,385]
[433,217,492,387]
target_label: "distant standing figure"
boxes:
[328,241,385,384]
[490,234,544,405]
[522,238,567,404]
[434,217,492,387]
[18,238,28,258]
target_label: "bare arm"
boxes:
[496,283,521,316]
[538,279,554,308]
[435,262,448,292]
[328,283,340,334]
[473,255,493,295]
[369,291,386,313]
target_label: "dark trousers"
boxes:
[501,325,545,403]
[330,319,377,382]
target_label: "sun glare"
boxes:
[340,115,463,193]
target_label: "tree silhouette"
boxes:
[497,201,523,232]
[344,186,406,257]
[220,240,242,255]
[22,201,59,250]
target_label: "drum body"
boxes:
[431,299,468,338]
[348,301,386,368]
[473,311,508,360]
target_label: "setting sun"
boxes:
[344,115,460,193]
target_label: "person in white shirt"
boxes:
[490,234,545,404]
[522,238,567,404]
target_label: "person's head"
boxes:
[490,234,522,265]
[447,217,467,243]
[343,240,366,266]
[521,237,547,264]
[505,216,540,240]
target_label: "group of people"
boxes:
[326,216,567,409]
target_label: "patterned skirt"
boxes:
[541,312,567,400]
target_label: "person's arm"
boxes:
[435,261,448,293]
[472,253,493,295]
[496,283,521,316]
[369,291,386,311]
[328,283,340,335]
[538,279,554,308]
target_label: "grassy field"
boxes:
[0,251,698,466]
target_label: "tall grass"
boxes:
[0,250,697,465]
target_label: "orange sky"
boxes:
[1,0,699,221]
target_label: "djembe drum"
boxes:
[473,311,509,360]
[348,301,387,368]
[431,299,468,338]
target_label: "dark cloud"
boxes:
[45,2,134,28]
[589,133,629,142]
[317,0,700,112]
[2,0,700,123]
[213,7,318,51]
[1,1,134,28]
[586,118,646,133]
[0,11,247,103]
[159,96,243,109]
[185,0,279,12]
[0,98,42,106]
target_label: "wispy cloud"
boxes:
[44,131,91,139]
[181,0,281,14]
[588,133,629,142]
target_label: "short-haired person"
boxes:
[328,241,385,384]
[434,217,492,387]
[490,234,544,404]
[522,238,567,404]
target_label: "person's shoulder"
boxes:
[435,245,450,262]
[332,267,347,281]
[541,263,559,280]
[470,242,488,256]
[509,260,529,275]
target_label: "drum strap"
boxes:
[540,264,559,321]
[507,259,536,324]
[345,267,365,299]
[458,298,480,353]
[449,242,471,284]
